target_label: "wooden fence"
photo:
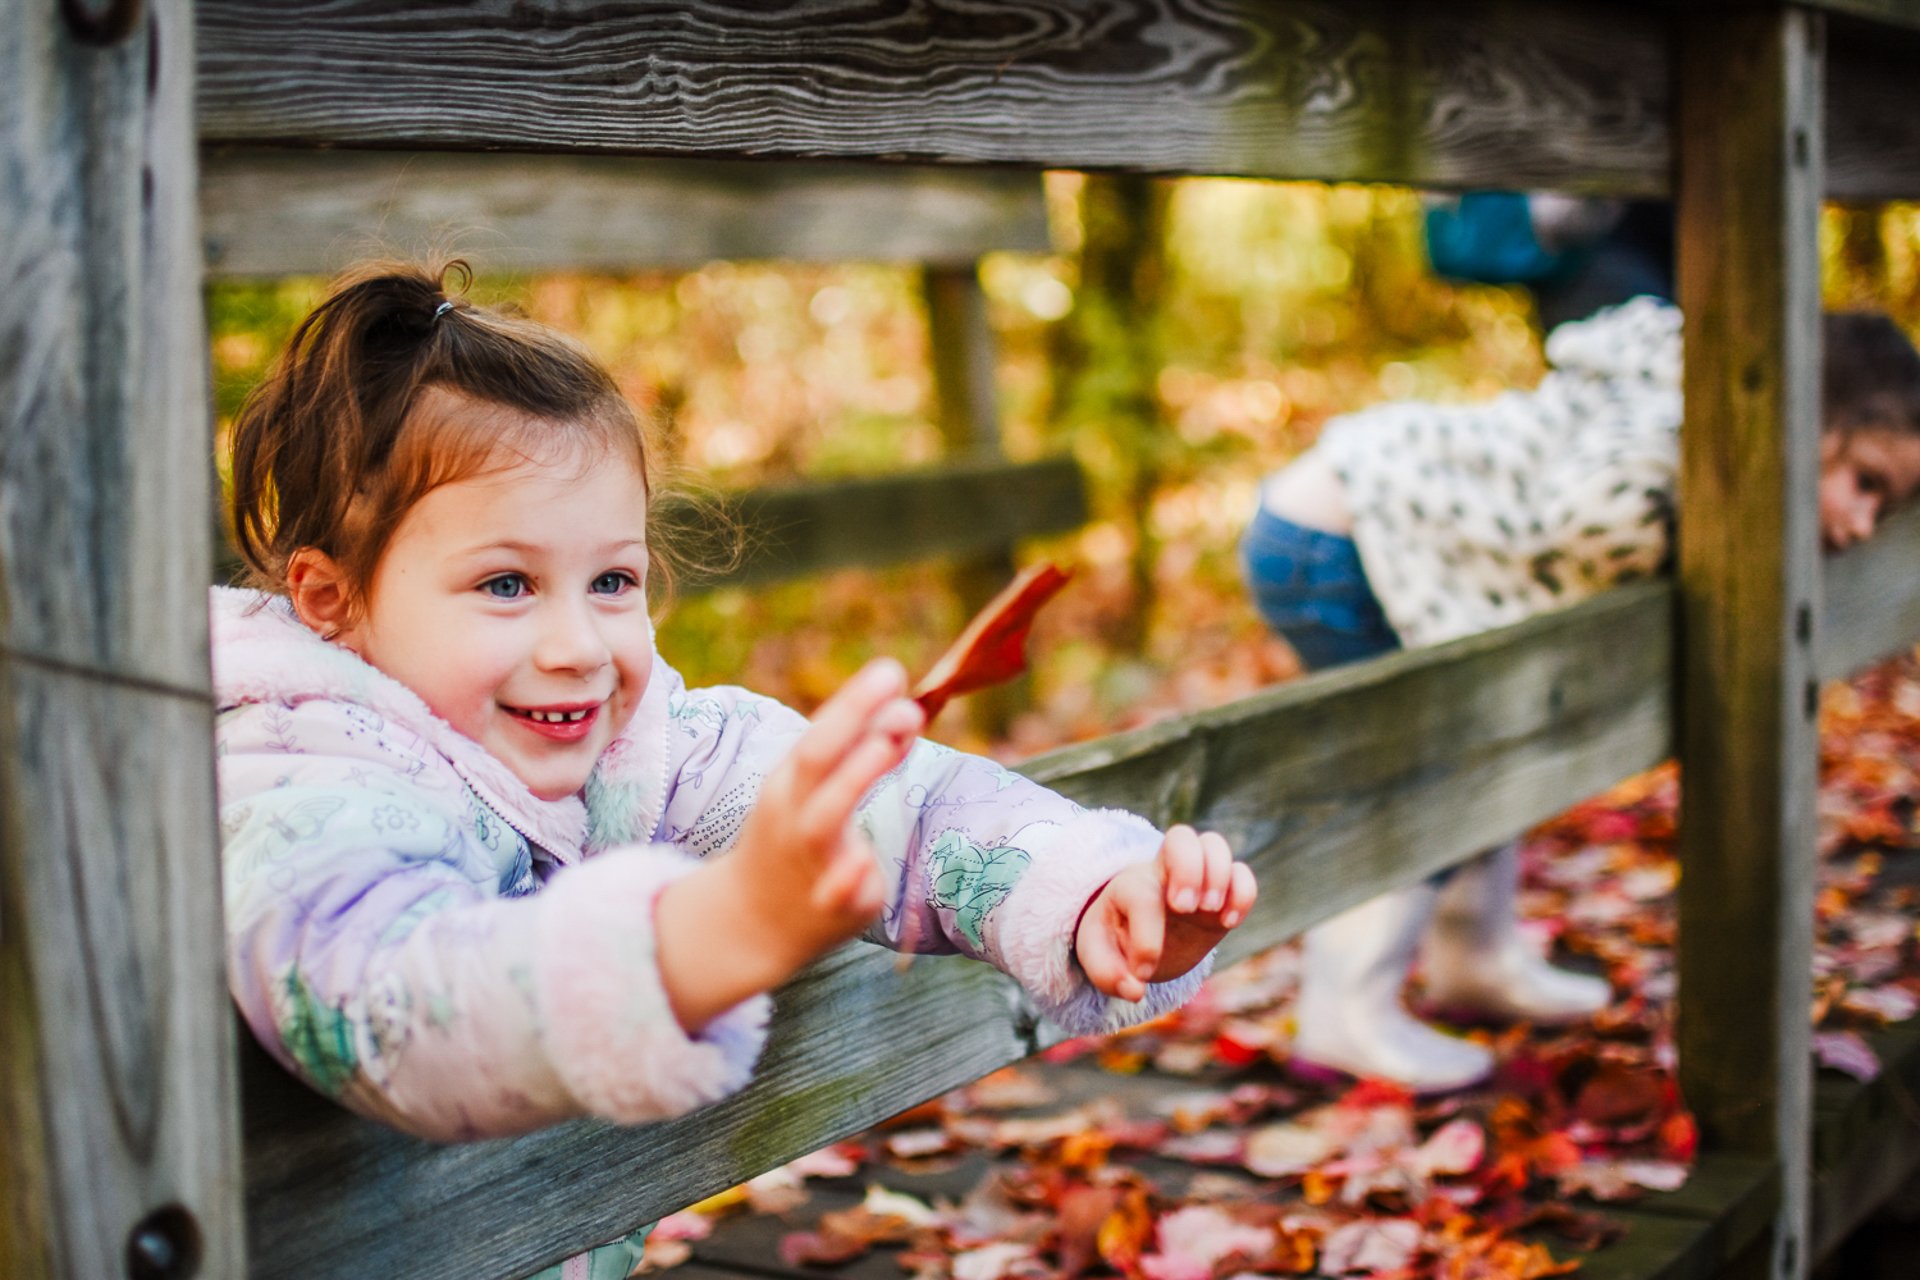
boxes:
[9,2,1920,1278]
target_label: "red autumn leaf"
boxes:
[1054,1185,1122,1278]
[1657,1111,1700,1162]
[779,1230,869,1268]
[913,563,1073,720]
[1095,1185,1155,1277]
[1567,1060,1665,1128]
[1211,1033,1265,1069]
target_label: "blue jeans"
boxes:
[1241,507,1451,891]
[1239,505,1399,673]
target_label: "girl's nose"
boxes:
[1844,492,1879,545]
[536,601,612,674]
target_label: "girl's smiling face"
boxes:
[331,442,654,801]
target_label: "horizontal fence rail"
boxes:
[660,458,1091,592]
[195,0,1675,195]
[241,529,1920,1279]
[1817,500,1920,681]
[199,150,1050,277]
[194,1,1920,200]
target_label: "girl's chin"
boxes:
[521,769,594,802]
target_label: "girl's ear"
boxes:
[286,548,356,643]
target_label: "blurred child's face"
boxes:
[1819,427,1920,551]
[337,439,653,801]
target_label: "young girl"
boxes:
[1245,298,1920,1092]
[216,263,1258,1271]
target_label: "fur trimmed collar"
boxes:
[209,587,613,861]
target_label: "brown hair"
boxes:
[1824,310,1920,438]
[229,260,656,616]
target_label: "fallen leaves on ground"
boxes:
[669,653,1920,1279]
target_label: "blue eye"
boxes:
[480,574,529,600]
[592,571,639,596]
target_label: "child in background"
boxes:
[1245,298,1920,1092]
[216,262,1257,1275]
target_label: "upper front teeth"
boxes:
[528,709,589,723]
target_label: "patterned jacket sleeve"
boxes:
[219,698,768,1140]
[645,667,1210,1036]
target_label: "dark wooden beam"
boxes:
[195,0,1674,194]
[192,2,1920,200]
[1674,8,1823,1279]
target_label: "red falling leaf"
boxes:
[913,563,1074,721]
[1211,1033,1266,1069]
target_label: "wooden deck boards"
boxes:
[676,1064,1785,1280]
[667,1031,1920,1280]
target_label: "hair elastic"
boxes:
[432,300,455,322]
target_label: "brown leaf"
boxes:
[913,563,1073,720]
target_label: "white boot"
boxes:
[1292,884,1494,1093]
[1421,844,1611,1024]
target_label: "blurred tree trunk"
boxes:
[1049,175,1172,654]
[1829,204,1888,310]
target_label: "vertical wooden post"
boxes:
[924,264,1024,738]
[1675,7,1822,1279]
[1,1,244,1276]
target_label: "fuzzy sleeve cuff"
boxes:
[532,850,770,1125]
[986,807,1215,1037]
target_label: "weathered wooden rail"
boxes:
[10,2,1920,1278]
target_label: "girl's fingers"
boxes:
[812,837,886,918]
[1111,870,1166,982]
[1198,831,1234,914]
[797,714,918,842]
[786,659,909,790]
[1077,903,1148,1001]
[1221,862,1258,928]
[1158,824,1205,914]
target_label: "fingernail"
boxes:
[1173,889,1197,913]
[1203,891,1224,912]
[1222,910,1241,928]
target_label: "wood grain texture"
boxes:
[4,6,215,689]
[194,0,1673,194]
[1673,9,1823,1279]
[1,1,245,1277]
[244,941,1046,1280]
[241,582,1675,1280]
[662,457,1090,591]
[1825,17,1920,200]
[1818,499,1920,680]
[200,149,1050,277]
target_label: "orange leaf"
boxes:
[913,563,1073,720]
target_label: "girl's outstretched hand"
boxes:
[734,657,924,962]
[657,658,923,1032]
[1074,825,1257,1003]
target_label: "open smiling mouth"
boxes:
[504,704,601,741]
